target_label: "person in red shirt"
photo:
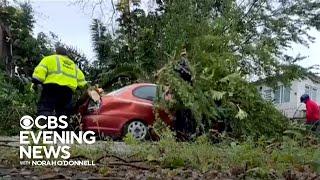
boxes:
[300,94,320,130]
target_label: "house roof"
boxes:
[306,73,320,84]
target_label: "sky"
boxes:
[30,0,320,71]
[31,0,97,60]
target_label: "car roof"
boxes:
[105,83,156,97]
[129,83,156,88]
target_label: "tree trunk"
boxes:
[0,23,7,69]
[0,22,12,75]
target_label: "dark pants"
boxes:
[175,109,196,136]
[306,120,320,131]
[37,83,73,118]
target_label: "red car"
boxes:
[78,83,172,140]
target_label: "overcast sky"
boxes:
[31,0,320,71]
[31,0,96,60]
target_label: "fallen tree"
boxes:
[153,0,320,138]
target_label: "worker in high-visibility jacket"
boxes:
[32,46,87,118]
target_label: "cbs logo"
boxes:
[20,115,34,130]
[20,115,68,130]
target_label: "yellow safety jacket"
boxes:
[32,54,87,91]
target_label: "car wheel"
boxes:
[126,120,148,140]
[97,131,107,140]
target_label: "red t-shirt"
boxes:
[305,99,320,123]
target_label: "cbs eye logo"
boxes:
[20,115,34,130]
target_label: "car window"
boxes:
[133,85,157,101]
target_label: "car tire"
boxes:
[96,131,108,140]
[125,120,148,140]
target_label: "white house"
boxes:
[257,76,320,119]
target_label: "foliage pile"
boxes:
[157,69,287,137]
[154,0,319,137]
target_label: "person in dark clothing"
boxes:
[172,49,196,139]
[174,49,192,84]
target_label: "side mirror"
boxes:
[87,107,96,113]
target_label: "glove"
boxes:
[30,83,41,92]
[29,83,35,92]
